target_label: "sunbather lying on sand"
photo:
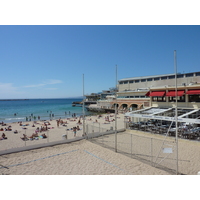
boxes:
[41,133,47,138]
[29,132,39,139]
[20,134,29,141]
[0,133,7,140]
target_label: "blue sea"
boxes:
[0,98,91,123]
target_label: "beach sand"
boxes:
[0,113,200,175]
[0,113,125,151]
[0,139,171,175]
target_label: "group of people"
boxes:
[68,126,81,137]
[25,114,41,122]
[105,115,115,122]
[19,121,51,141]
[0,126,12,131]
[2,113,116,143]
[20,133,47,141]
[56,119,69,127]
[0,121,6,126]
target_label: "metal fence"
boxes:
[86,124,178,174]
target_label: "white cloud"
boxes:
[45,79,63,85]
[0,83,17,92]
[0,80,63,99]
[45,88,58,90]
[0,82,24,98]
[24,83,46,88]
[24,79,63,88]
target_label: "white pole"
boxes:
[25,129,26,146]
[174,50,179,175]
[83,74,86,136]
[115,65,118,152]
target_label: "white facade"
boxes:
[118,72,200,93]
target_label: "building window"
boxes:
[124,81,128,84]
[147,78,152,81]
[161,76,167,80]
[189,95,200,102]
[152,96,166,102]
[168,75,175,79]
[129,80,134,83]
[177,74,184,78]
[154,77,160,81]
[168,96,185,102]
[186,73,194,77]
[135,80,140,83]
[141,79,146,82]
[195,72,200,76]
[140,96,147,98]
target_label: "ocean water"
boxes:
[0,98,91,123]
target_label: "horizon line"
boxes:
[0,97,84,100]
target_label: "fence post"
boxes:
[102,129,104,146]
[25,129,26,147]
[47,130,49,143]
[131,134,132,158]
[86,124,88,139]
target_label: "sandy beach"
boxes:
[0,113,125,151]
[0,113,200,175]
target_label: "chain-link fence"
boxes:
[86,125,178,174]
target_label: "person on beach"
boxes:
[1,121,6,126]
[1,133,7,139]
[29,132,39,139]
[5,126,12,131]
[73,127,77,137]
[20,134,28,141]
[45,123,48,131]
[57,120,60,127]
[41,133,47,138]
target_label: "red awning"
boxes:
[145,91,150,96]
[165,90,185,97]
[149,91,165,97]
[186,90,200,95]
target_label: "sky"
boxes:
[0,0,200,99]
[0,25,200,99]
